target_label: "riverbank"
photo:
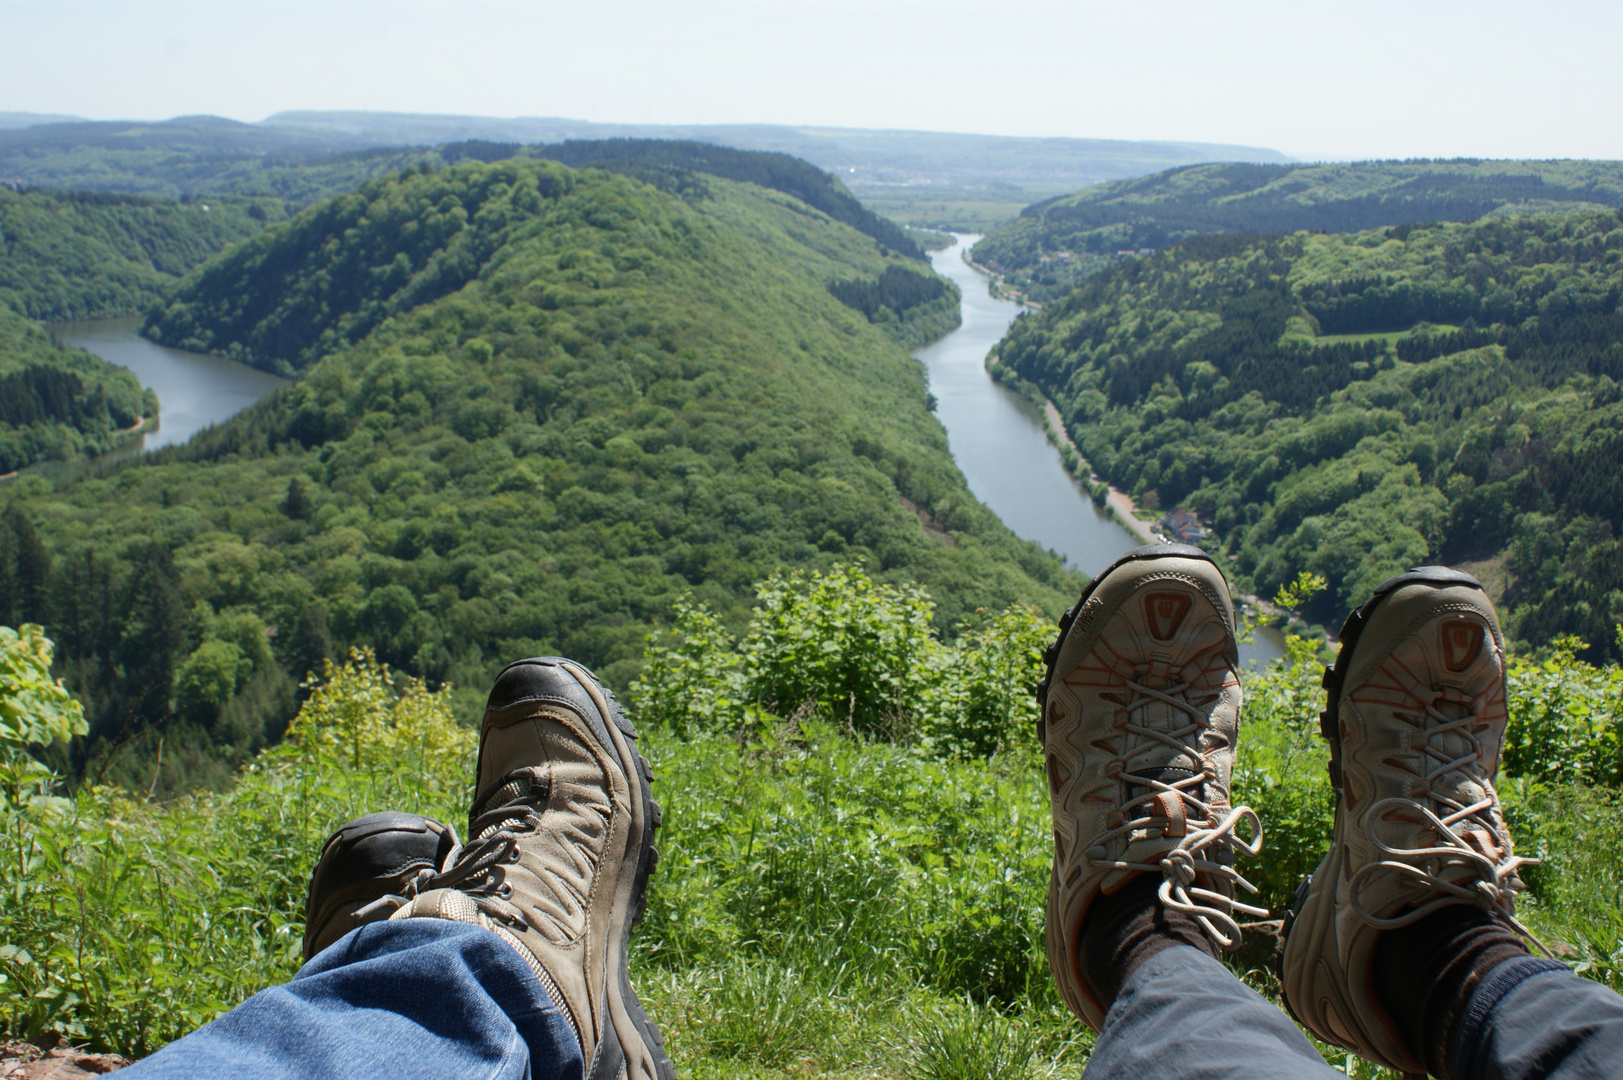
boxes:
[0,412,154,485]
[1037,400,1158,545]
[980,344,1161,548]
[959,243,1041,309]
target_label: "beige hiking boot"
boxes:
[391,657,673,1080]
[1278,567,1541,1074]
[1038,544,1265,1030]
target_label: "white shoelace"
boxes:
[1347,689,1550,955]
[1083,676,1268,948]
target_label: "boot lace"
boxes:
[1348,683,1550,953]
[357,775,550,930]
[1084,669,1267,947]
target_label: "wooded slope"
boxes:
[3,158,1075,792]
[0,186,283,320]
[0,307,154,472]
[995,211,1623,658]
[978,160,1623,302]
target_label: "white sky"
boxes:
[4,0,1620,161]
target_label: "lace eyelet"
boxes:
[498,882,513,899]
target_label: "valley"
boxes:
[1,105,1621,1077]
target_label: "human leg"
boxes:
[1038,545,1333,1076]
[1279,566,1623,1078]
[121,919,583,1080]
[1086,944,1339,1080]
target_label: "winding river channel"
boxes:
[51,317,288,452]
[50,245,1281,664]
[914,235,1283,666]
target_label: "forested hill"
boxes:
[143,150,944,374]
[514,139,922,258]
[0,186,286,320]
[0,115,376,200]
[994,211,1623,660]
[977,160,1623,302]
[1,157,1077,794]
[0,306,155,473]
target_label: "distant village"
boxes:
[1155,506,1208,546]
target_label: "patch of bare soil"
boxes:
[2,1040,129,1079]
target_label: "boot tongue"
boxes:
[1127,766,1204,805]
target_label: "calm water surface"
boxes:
[51,316,288,451]
[49,277,1281,663]
[914,234,1284,666]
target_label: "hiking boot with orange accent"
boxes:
[303,811,460,962]
[1278,567,1542,1074]
[390,658,673,1080]
[1038,544,1265,1030]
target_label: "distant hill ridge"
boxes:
[0,111,1289,214]
[976,159,1623,302]
[437,138,924,259]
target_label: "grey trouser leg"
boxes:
[1085,946,1623,1080]
[1452,957,1623,1080]
[1084,945,1339,1079]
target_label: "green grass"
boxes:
[4,609,1619,1079]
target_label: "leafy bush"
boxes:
[0,645,470,1052]
[2,584,1621,1079]
[0,624,85,817]
[1502,632,1623,785]
[634,564,1049,755]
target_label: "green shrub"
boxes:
[2,586,1622,1077]
[633,563,1049,756]
[1503,632,1623,786]
[0,646,470,1052]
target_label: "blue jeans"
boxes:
[1088,946,1623,1080]
[120,929,1623,1079]
[120,920,582,1080]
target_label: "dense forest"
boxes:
[143,147,939,375]
[994,211,1623,660]
[0,157,1076,794]
[976,160,1623,302]
[0,306,155,472]
[826,264,961,348]
[0,186,283,320]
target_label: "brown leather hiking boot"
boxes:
[1038,544,1265,1030]
[303,811,460,962]
[390,657,672,1080]
[1278,567,1543,1074]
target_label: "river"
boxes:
[50,316,288,453]
[914,234,1284,667]
[49,266,1280,664]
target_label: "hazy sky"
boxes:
[4,0,1620,161]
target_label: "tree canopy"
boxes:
[994,211,1623,659]
[3,158,1077,793]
